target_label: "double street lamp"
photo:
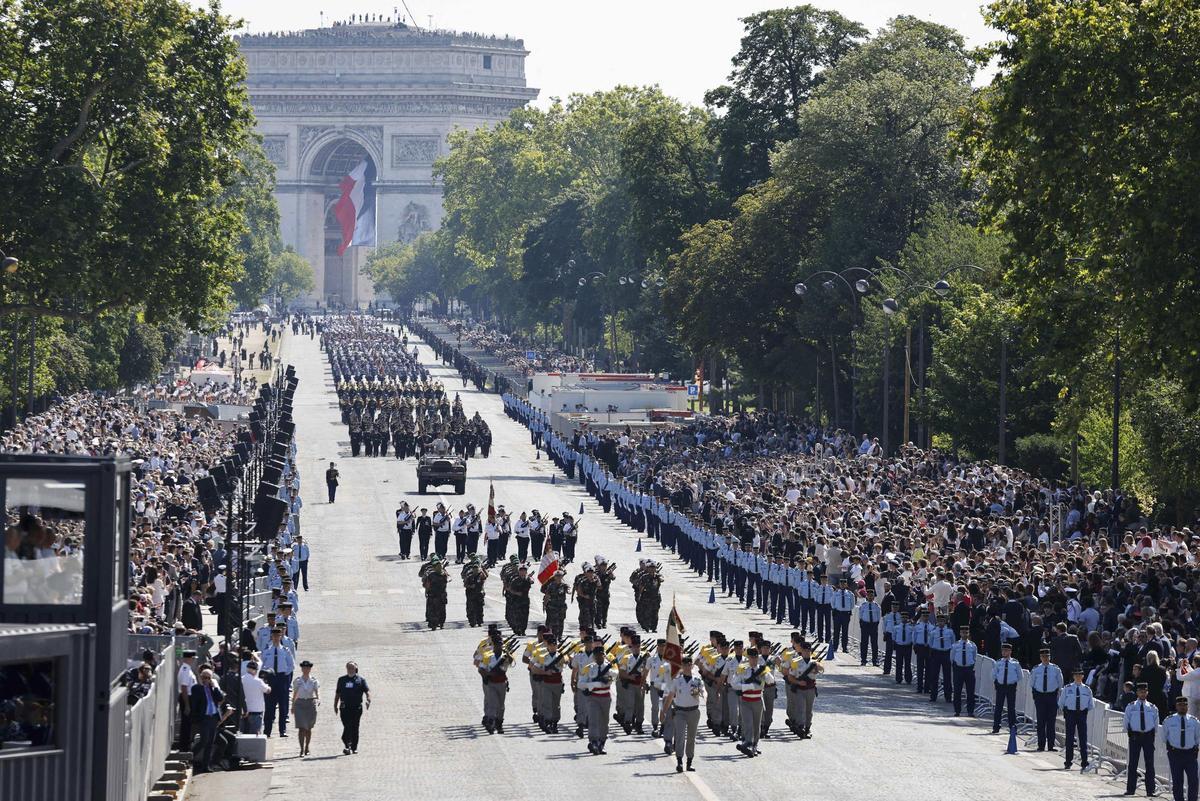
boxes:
[576,268,664,368]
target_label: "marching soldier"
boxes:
[594,555,614,629]
[701,635,730,735]
[786,640,822,739]
[647,639,668,738]
[722,640,744,740]
[532,634,567,733]
[573,563,600,630]
[732,647,768,757]
[542,569,569,638]
[571,627,597,738]
[579,646,615,755]
[419,555,448,630]
[664,655,705,773]
[462,554,487,627]
[348,409,362,456]
[504,563,533,635]
[523,625,550,725]
[395,502,414,559]
[616,634,649,735]
[477,625,512,734]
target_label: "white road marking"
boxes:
[321,590,339,596]
[687,771,722,801]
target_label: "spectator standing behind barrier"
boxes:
[240,662,270,735]
[190,669,225,773]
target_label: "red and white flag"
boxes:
[487,482,496,527]
[332,159,376,255]
[663,598,685,675]
[536,535,559,585]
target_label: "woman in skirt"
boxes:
[291,660,321,756]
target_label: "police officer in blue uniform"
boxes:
[949,625,977,717]
[1029,647,1064,752]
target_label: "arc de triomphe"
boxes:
[237,21,538,307]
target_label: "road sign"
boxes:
[525,350,538,360]
[686,384,699,397]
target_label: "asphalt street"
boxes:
[203,326,1112,801]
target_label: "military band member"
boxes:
[460,554,486,627]
[415,506,433,561]
[701,635,729,735]
[647,639,667,737]
[432,503,451,559]
[616,635,649,735]
[722,640,744,740]
[580,646,615,755]
[571,627,597,738]
[732,647,768,757]
[542,570,569,639]
[664,656,705,773]
[529,511,545,559]
[419,555,448,630]
[533,635,567,733]
[594,555,614,629]
[573,563,600,630]
[477,625,512,734]
[524,625,550,725]
[786,640,822,739]
[395,502,414,559]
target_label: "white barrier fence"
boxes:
[122,644,178,801]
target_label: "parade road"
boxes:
[184,327,1106,801]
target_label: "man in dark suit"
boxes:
[1050,622,1084,677]
[181,589,204,632]
[189,669,225,772]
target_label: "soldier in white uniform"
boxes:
[579,646,615,755]
[664,656,706,773]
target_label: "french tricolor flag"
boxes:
[333,159,376,255]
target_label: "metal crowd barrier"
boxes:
[122,642,177,801]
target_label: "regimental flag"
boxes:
[536,535,559,585]
[333,159,376,255]
[663,598,685,675]
[487,482,496,527]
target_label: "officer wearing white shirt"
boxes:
[1162,695,1200,801]
[1124,682,1159,796]
[663,656,705,773]
[992,642,1021,733]
[949,626,977,717]
[1059,667,1092,770]
[240,661,271,734]
[858,590,881,666]
[1029,648,1064,751]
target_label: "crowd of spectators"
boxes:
[505,395,1200,713]
[447,318,593,376]
[131,378,258,407]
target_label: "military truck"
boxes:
[416,454,467,494]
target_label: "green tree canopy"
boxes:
[0,0,259,327]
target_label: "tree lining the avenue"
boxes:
[0,0,308,408]
[367,3,1200,521]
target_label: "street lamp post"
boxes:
[1,250,20,429]
[794,270,868,430]
[576,270,663,370]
